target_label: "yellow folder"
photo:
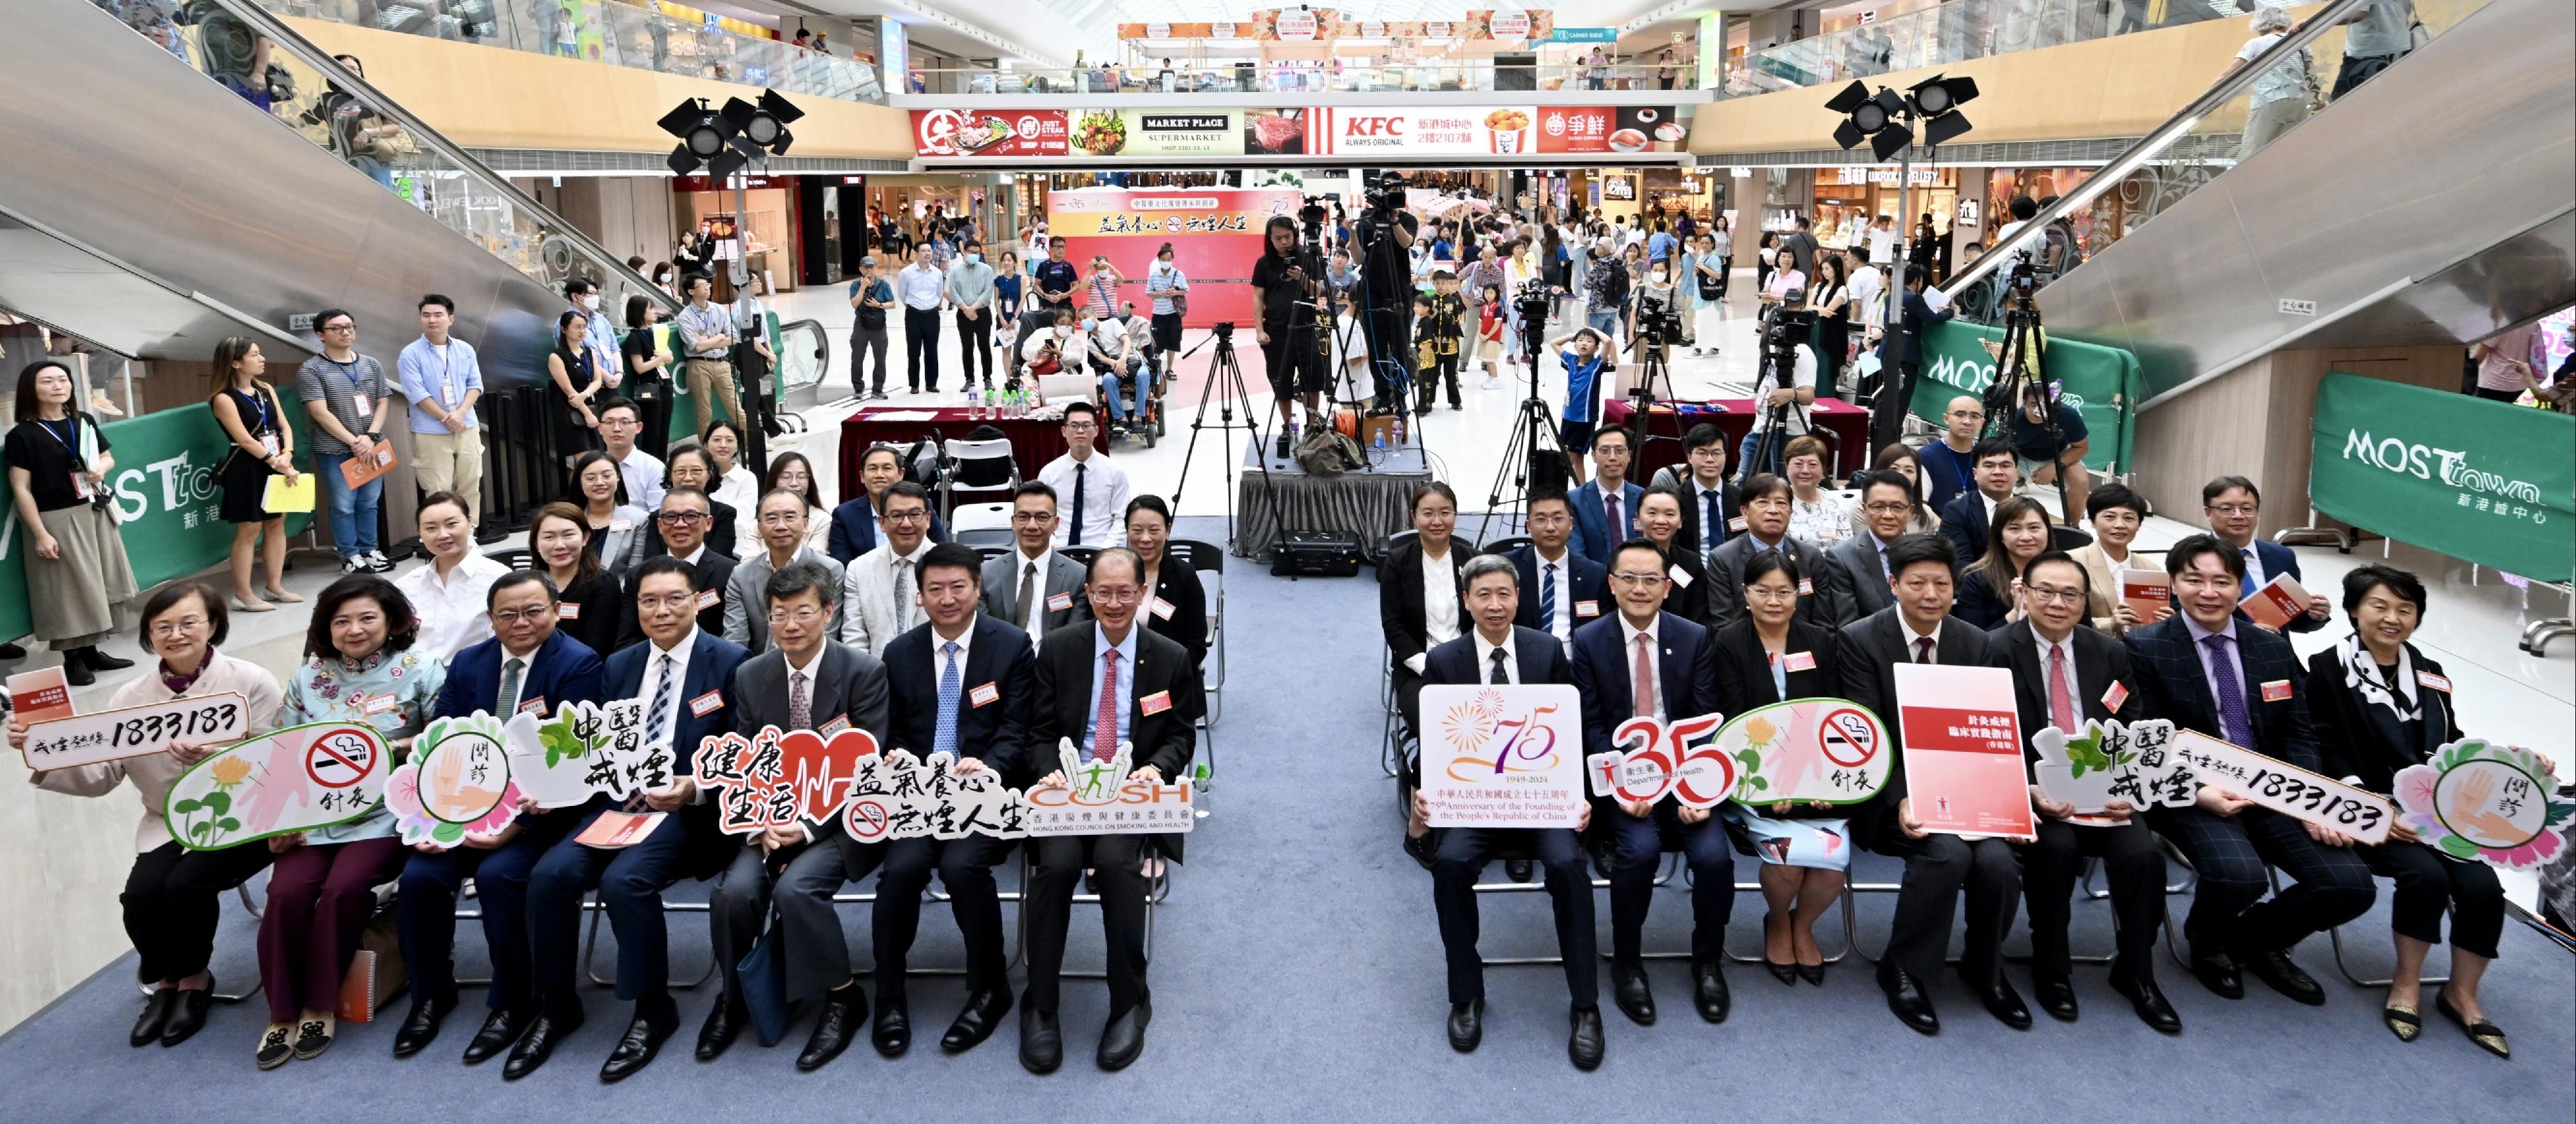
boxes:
[263,473,316,514]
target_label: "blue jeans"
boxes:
[317,451,383,558]
[1584,308,1619,339]
[1736,427,1788,483]
[1097,359,1146,422]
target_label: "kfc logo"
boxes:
[1344,116,1405,138]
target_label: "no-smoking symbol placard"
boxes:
[305,727,379,789]
[844,797,891,841]
[1821,708,1880,767]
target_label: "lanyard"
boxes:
[39,416,80,459]
[424,341,464,407]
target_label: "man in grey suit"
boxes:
[1704,473,1844,629]
[981,482,1090,641]
[726,488,846,653]
[1825,470,1915,621]
[838,480,936,657]
[698,562,893,1071]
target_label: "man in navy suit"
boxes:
[520,557,752,1081]
[1414,554,1600,1069]
[2201,476,2331,635]
[826,443,950,564]
[1573,539,1730,1032]
[869,543,1039,1059]
[393,570,607,1068]
[1568,426,1644,564]
[1647,423,1741,559]
[1508,491,1608,657]
[2128,534,2371,1006]
[1938,436,2019,565]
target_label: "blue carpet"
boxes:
[6,516,2570,1118]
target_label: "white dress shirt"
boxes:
[1037,451,1131,548]
[1421,546,1462,648]
[1472,629,1520,684]
[1010,547,1056,637]
[2029,623,2081,722]
[396,553,512,660]
[1533,547,1575,651]
[1901,616,1945,662]
[1618,613,1663,720]
[2233,540,2268,588]
[927,620,975,693]
[616,447,667,510]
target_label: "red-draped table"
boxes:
[837,407,1070,498]
[1601,397,1873,482]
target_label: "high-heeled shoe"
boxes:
[1761,913,1797,985]
[1797,962,1827,986]
[231,597,277,613]
[261,588,305,604]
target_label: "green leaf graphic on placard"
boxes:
[216,818,240,832]
[172,798,201,814]
[200,791,231,816]
[2437,834,2481,859]
[540,713,583,769]
[2546,799,2576,829]
[2063,729,2111,778]
[431,822,466,844]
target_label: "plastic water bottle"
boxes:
[968,386,983,420]
[1392,414,1407,449]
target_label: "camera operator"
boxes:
[1633,259,1681,370]
[2010,379,2090,520]
[1252,214,1329,456]
[1741,301,1821,482]
[1349,177,1421,417]
[1868,264,1955,451]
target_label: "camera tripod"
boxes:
[1978,292,2079,527]
[1477,294,1567,545]
[1738,311,1811,486]
[1171,326,1283,557]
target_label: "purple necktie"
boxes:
[2200,633,2253,746]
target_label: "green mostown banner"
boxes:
[2311,372,2575,581]
[0,402,317,642]
[1906,320,2141,473]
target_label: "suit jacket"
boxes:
[1655,541,1713,625]
[1953,567,2016,630]
[727,641,892,848]
[838,544,933,658]
[1705,534,1844,631]
[1378,539,1470,672]
[1649,466,1743,556]
[723,548,846,653]
[1991,621,2135,774]
[643,499,738,561]
[2124,615,2322,770]
[1836,606,2002,835]
[1568,478,1645,565]
[605,628,752,876]
[552,571,629,663]
[2303,642,2461,794]
[1506,545,1608,636]
[882,614,1040,780]
[1423,625,1570,688]
[825,496,949,565]
[2067,540,2137,633]
[619,545,737,649]
[1141,558,1209,668]
[980,550,1092,637]
[433,628,607,720]
[1884,288,1953,367]
[1710,617,1844,715]
[589,503,654,577]
[1826,532,1898,619]
[1940,490,1994,565]
[2244,538,2325,635]
[1030,623,1203,861]
[1571,611,1721,762]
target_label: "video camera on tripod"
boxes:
[1511,278,1554,346]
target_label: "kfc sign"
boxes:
[910,108,1070,158]
[1303,106,1534,155]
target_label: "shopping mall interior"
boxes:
[0,0,2570,1116]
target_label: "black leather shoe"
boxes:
[2113,973,2183,1035]
[1019,1003,1061,1075]
[1964,971,2032,1030]
[1097,999,1150,1071]
[1879,966,1940,1036]
[1612,964,1656,1026]
[695,997,744,1062]
[2189,952,2244,1000]
[599,1014,672,1083]
[79,647,135,671]
[62,657,94,688]
[1692,962,1731,1024]
[502,1011,580,1080]
[1402,830,1437,871]
[1567,1006,1605,1071]
[1766,959,1798,985]
[462,1007,535,1064]
[160,985,214,1047]
[1504,858,1535,883]
[872,995,911,1058]
[2034,975,2080,1022]
[392,993,454,1058]
[941,989,1011,1054]
[2240,948,2325,1006]
[797,987,866,1072]
[131,989,177,1047]
[1797,962,1827,986]
[1446,998,1483,1053]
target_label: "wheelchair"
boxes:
[1084,348,1166,448]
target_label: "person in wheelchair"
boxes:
[1117,301,1163,397]
[1084,305,1148,431]
[1018,316,1081,387]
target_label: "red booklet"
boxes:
[574,810,666,849]
[2117,569,2170,621]
[2239,572,2312,631]
[8,668,73,724]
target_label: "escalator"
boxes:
[1961,0,2573,406]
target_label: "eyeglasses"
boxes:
[2024,585,2087,606]
[1064,421,1098,432]
[2208,503,2258,516]
[491,607,553,624]
[655,510,706,524]
[1745,586,1797,602]
[319,323,355,333]
[884,509,930,523]
[758,512,806,527]
[1089,588,1141,604]
[1863,501,1913,515]
[636,594,696,612]
[150,617,209,638]
[1010,511,1054,524]
[766,608,828,626]
[1609,571,1666,586]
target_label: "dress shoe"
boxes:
[2112,973,2183,1035]
[63,657,93,687]
[2034,975,2080,1022]
[1879,966,1940,1036]
[1097,1000,1150,1072]
[2188,952,2244,1000]
[872,995,911,1058]
[695,997,744,1062]
[1567,1006,1605,1071]
[1019,1004,1062,1075]
[1446,998,1483,1053]
[160,984,215,1047]
[1765,959,1799,986]
[600,1013,673,1083]
[1504,857,1535,883]
[503,1011,581,1080]
[1401,830,1437,871]
[131,989,177,1047]
[1611,964,1656,1026]
[1797,963,1827,986]
[1963,972,2032,1030]
[1692,963,1731,1024]
[796,987,867,1072]
[393,993,453,1058]
[940,989,1012,1054]
[2435,991,2510,1058]
[2239,948,2325,1006]
[79,646,135,671]
[462,1007,535,1064]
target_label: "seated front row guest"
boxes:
[1709,551,1848,987]
[255,577,447,1068]
[1411,554,1600,1069]
[1123,496,1208,667]
[1953,495,2052,630]
[393,570,606,1069]
[2306,565,2544,1058]
[13,583,283,1050]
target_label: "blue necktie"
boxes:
[933,641,963,758]
[1540,560,1558,629]
[2239,547,2257,597]
[2201,633,2255,746]
[1703,489,1725,550]
[644,653,677,747]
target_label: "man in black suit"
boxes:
[1573,539,1730,1031]
[622,486,735,647]
[1705,473,1843,628]
[697,562,893,1070]
[1507,490,1607,659]
[1412,554,1600,1069]
[1993,551,2179,1033]
[2128,534,2372,1006]
[2202,476,2333,635]
[869,543,1039,1058]
[1938,437,2018,565]
[1837,534,2023,1035]
[1647,423,1741,560]
[1022,548,1203,1075]
[1826,471,1914,621]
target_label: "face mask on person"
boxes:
[582,294,600,310]
[967,253,983,265]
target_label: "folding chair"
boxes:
[951,503,1015,547]
[1471,850,1682,968]
[1479,536,1534,558]
[835,863,1028,979]
[1170,540,1226,728]
[1719,831,1858,966]
[1014,843,1167,980]
[581,897,719,989]
[940,436,1021,545]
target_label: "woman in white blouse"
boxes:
[1781,435,1850,548]
[700,420,761,547]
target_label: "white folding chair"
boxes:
[939,435,1021,521]
[949,502,1016,547]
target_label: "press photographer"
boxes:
[1868,263,1955,452]
[1251,214,1330,456]
[1741,301,1821,482]
[1349,173,1421,415]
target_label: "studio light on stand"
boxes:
[1827,73,1977,451]
[659,89,804,460]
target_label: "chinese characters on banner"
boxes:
[699,726,885,834]
[909,109,1070,157]
[699,729,1195,840]
[1893,664,2037,839]
[1718,698,1892,805]
[19,692,247,771]
[2170,729,2394,845]
[1420,684,1587,828]
[1298,107,1535,155]
[1536,106,1683,153]
[386,715,526,846]
[501,700,676,809]
[2030,718,2195,826]
[2392,739,2574,869]
[164,722,391,850]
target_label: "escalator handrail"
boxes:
[1935,0,2375,302]
[205,0,683,318]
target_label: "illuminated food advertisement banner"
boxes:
[1300,106,1535,156]
[911,109,1069,157]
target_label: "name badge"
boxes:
[518,696,547,715]
[817,714,851,737]
[1727,516,1748,532]
[70,472,92,500]
[361,691,401,716]
[1665,564,1693,588]
[690,690,724,717]
[696,588,720,610]
[2102,682,2130,713]
[2416,671,2452,693]
[1139,690,1173,716]
[1575,599,1602,618]
[969,682,1000,707]
[352,397,373,423]
[558,602,581,620]
[1783,651,1817,672]
[1150,597,1176,621]
[1046,591,1074,612]
[262,433,282,458]
[611,518,634,533]
[2259,679,2293,703]
[1797,578,1814,595]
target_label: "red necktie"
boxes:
[2047,644,2076,732]
[1093,647,1121,762]
[1632,633,1656,720]
[1913,637,1934,664]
